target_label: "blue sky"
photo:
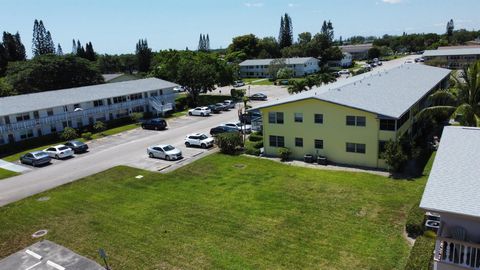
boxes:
[1,0,479,57]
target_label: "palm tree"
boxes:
[420,61,480,126]
[287,79,308,94]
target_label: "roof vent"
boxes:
[367,83,371,86]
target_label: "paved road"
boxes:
[0,55,417,207]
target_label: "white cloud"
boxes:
[244,2,264,8]
[382,0,403,4]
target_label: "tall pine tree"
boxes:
[57,44,63,56]
[32,19,55,56]
[72,39,77,54]
[206,34,210,51]
[279,14,293,49]
[84,42,96,61]
[3,31,26,61]
[136,38,152,72]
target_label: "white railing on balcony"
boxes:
[0,99,148,133]
[148,96,173,112]
[435,236,480,269]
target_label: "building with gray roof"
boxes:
[251,63,450,169]
[339,43,373,60]
[423,47,480,69]
[419,126,480,270]
[0,78,177,145]
[239,57,319,78]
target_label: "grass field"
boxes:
[0,154,430,269]
[243,78,274,86]
[0,168,18,180]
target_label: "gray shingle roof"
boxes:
[339,43,373,53]
[252,64,451,118]
[239,57,318,66]
[0,78,177,116]
[423,48,480,57]
[420,126,480,218]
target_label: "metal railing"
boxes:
[148,96,173,112]
[0,99,148,133]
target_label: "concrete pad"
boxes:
[0,240,104,270]
[0,159,30,173]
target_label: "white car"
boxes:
[338,69,350,75]
[405,59,415,64]
[184,133,214,148]
[222,122,252,133]
[223,100,235,109]
[147,144,182,161]
[233,80,245,87]
[43,144,74,159]
[188,107,211,116]
[173,86,185,92]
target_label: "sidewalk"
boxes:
[0,159,30,173]
[245,155,390,177]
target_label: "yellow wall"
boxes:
[261,98,402,169]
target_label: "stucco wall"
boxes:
[261,98,399,169]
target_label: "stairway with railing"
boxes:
[148,96,173,113]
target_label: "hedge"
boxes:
[406,202,425,237]
[404,236,435,270]
[248,133,263,142]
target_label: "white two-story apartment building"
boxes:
[239,57,319,78]
[0,78,177,145]
[420,126,480,270]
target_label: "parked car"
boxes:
[65,140,89,154]
[188,107,211,116]
[249,93,268,101]
[215,103,229,111]
[239,110,261,124]
[184,133,214,148]
[173,86,185,92]
[222,122,252,133]
[415,57,425,63]
[405,59,414,64]
[207,104,222,114]
[141,118,167,130]
[338,69,350,75]
[210,125,240,136]
[43,145,74,159]
[20,151,51,167]
[147,144,182,161]
[223,100,236,109]
[233,80,245,87]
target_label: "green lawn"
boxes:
[242,78,274,86]
[0,168,18,180]
[0,154,429,269]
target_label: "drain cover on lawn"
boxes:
[37,196,50,202]
[135,175,144,179]
[233,164,246,169]
[32,229,48,238]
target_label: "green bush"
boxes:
[406,203,425,237]
[381,140,407,173]
[252,140,263,149]
[130,112,143,123]
[245,141,261,156]
[81,132,92,140]
[248,133,263,142]
[404,236,435,270]
[216,132,243,155]
[423,230,437,239]
[60,127,78,141]
[93,121,107,134]
[278,147,291,161]
[230,88,246,99]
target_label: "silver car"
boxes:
[147,144,183,161]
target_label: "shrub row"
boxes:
[404,235,435,270]
[405,202,425,237]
